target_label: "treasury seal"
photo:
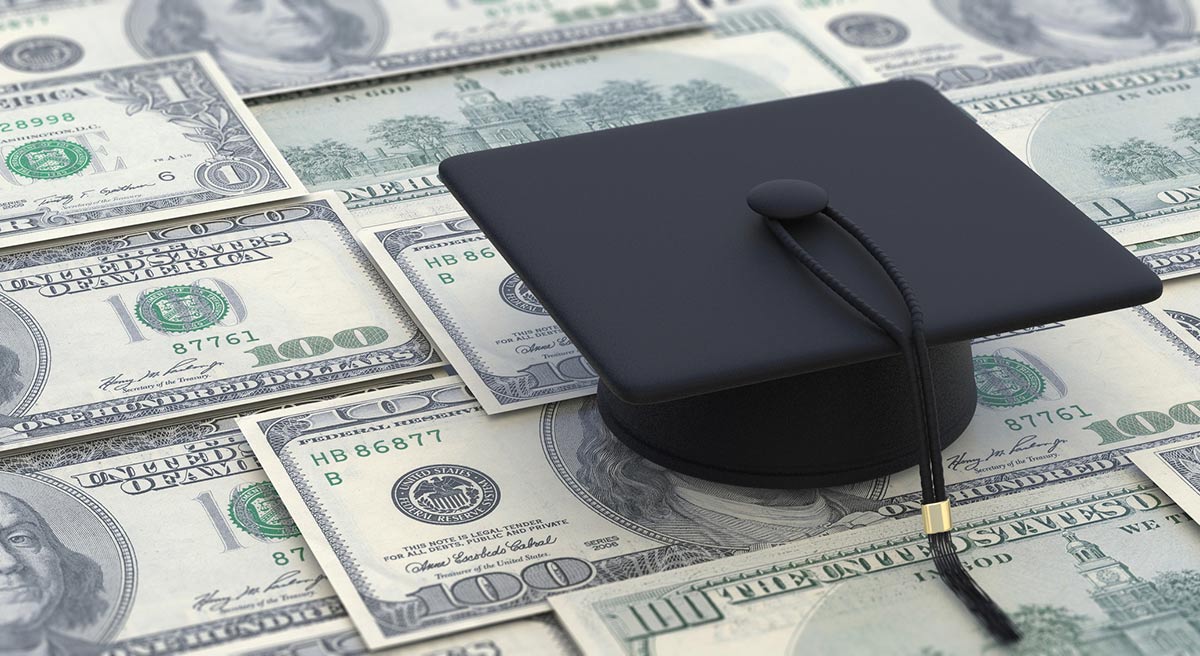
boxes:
[135,285,230,334]
[392,465,500,525]
[499,273,547,315]
[0,37,83,73]
[228,482,300,540]
[6,140,90,180]
[973,354,1045,408]
[827,13,909,48]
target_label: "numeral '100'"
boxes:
[244,326,389,367]
[409,557,593,615]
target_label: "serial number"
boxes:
[1005,405,1092,432]
[310,430,443,467]
[1,113,75,131]
[173,330,260,354]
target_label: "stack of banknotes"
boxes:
[4,1,1200,654]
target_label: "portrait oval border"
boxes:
[0,291,50,416]
[1,471,137,643]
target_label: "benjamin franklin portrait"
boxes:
[935,0,1195,62]
[0,475,129,655]
[129,0,386,93]
[546,399,888,551]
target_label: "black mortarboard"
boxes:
[439,81,1161,641]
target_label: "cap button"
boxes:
[747,179,829,220]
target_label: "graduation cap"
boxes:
[439,80,1161,642]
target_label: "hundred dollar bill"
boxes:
[239,307,1200,648]
[952,53,1200,244]
[549,470,1196,655]
[251,3,856,209]
[783,0,1200,90]
[0,0,709,98]
[351,202,594,413]
[0,192,441,453]
[232,616,576,656]
[0,375,456,656]
[0,54,302,249]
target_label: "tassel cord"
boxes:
[762,208,1020,644]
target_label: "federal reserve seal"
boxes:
[499,273,547,315]
[392,465,500,525]
[0,37,83,73]
[6,140,90,180]
[827,13,909,48]
[135,285,230,334]
[973,354,1045,408]
[228,482,300,541]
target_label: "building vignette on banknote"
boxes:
[0,53,305,248]
[0,192,445,453]
[249,2,860,213]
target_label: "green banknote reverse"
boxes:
[550,469,1198,655]
[0,192,441,453]
[0,54,303,249]
[953,53,1200,244]
[251,3,856,211]
[239,305,1200,649]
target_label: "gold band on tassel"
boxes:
[922,500,953,534]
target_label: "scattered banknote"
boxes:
[549,469,1195,655]
[952,53,1200,245]
[0,193,442,453]
[350,200,595,413]
[0,54,302,249]
[0,376,457,656]
[783,0,1200,90]
[251,3,856,208]
[239,306,1200,648]
[0,0,709,98]
[233,616,576,656]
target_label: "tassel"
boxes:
[928,530,1021,643]
[759,196,1021,645]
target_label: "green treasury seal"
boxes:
[228,482,300,541]
[973,354,1045,408]
[135,285,229,334]
[6,139,90,179]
